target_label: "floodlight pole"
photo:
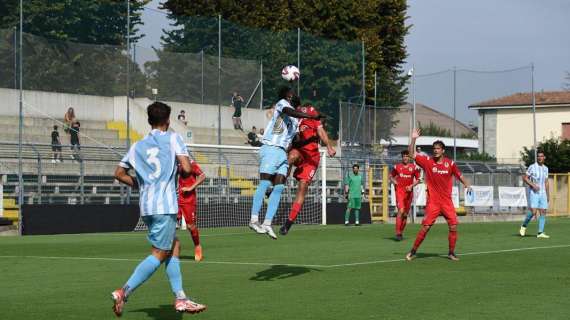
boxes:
[18,0,24,235]
[126,0,131,150]
[531,63,537,161]
[201,49,204,104]
[217,15,222,146]
[453,66,457,162]
[297,27,301,95]
[411,65,417,224]
[13,26,17,90]
[260,61,263,109]
[374,71,377,144]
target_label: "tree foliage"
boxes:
[418,121,452,137]
[457,151,496,162]
[521,137,570,173]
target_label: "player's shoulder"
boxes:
[276,99,292,110]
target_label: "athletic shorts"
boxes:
[178,202,197,225]
[293,148,320,182]
[142,214,177,251]
[259,144,288,176]
[395,188,413,212]
[529,192,548,210]
[348,197,362,210]
[422,199,457,226]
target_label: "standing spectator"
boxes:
[64,107,76,134]
[246,126,262,147]
[344,164,364,226]
[51,125,63,163]
[231,92,244,131]
[70,121,81,161]
[177,110,188,126]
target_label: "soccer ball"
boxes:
[281,65,300,82]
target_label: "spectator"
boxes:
[177,110,188,126]
[51,125,63,163]
[258,128,264,140]
[247,126,262,147]
[63,107,76,134]
[416,146,427,156]
[231,92,244,131]
[70,120,81,161]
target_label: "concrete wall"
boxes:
[479,110,497,157]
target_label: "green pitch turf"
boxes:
[1,219,570,320]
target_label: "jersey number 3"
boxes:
[146,147,161,180]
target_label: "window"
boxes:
[562,123,570,140]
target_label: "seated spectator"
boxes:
[247,126,262,147]
[51,125,63,163]
[177,110,188,126]
[258,128,264,140]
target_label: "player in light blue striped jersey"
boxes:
[520,150,550,238]
[249,87,322,239]
[111,102,206,316]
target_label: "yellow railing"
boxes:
[549,173,570,216]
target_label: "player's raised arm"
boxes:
[409,128,421,158]
[281,106,321,120]
[316,126,336,157]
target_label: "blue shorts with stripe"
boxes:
[529,192,548,210]
[142,214,177,251]
[259,144,288,176]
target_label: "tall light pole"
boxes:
[18,0,24,235]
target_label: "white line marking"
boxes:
[1,244,568,269]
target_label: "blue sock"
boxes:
[538,215,546,233]
[124,255,161,298]
[522,212,533,227]
[263,184,285,224]
[251,180,272,221]
[165,257,186,300]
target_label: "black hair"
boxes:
[147,102,171,126]
[401,150,409,156]
[353,163,360,169]
[252,126,257,130]
[53,125,58,130]
[278,86,293,100]
[290,95,301,108]
[433,140,445,148]
[537,149,545,156]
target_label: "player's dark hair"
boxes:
[401,150,409,156]
[147,102,171,126]
[278,86,293,100]
[291,95,301,108]
[353,164,359,169]
[433,140,445,148]
[53,125,58,130]
[537,149,545,156]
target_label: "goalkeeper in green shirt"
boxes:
[344,164,364,226]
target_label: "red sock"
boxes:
[288,202,302,222]
[412,227,429,251]
[190,227,200,246]
[448,230,457,253]
[401,216,408,234]
[395,215,402,235]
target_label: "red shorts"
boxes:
[178,202,197,225]
[421,198,457,226]
[292,148,320,182]
[395,188,413,212]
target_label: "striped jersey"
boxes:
[119,129,189,216]
[526,163,548,195]
[262,99,299,149]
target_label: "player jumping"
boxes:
[279,103,336,235]
[519,150,550,238]
[405,128,471,261]
[391,150,420,241]
[249,87,322,239]
[111,102,206,316]
[178,159,206,261]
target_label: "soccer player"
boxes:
[178,159,206,261]
[111,102,206,316]
[519,150,550,238]
[405,128,471,261]
[344,164,364,226]
[391,150,421,241]
[279,103,336,235]
[249,87,322,239]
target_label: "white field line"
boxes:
[0,244,568,269]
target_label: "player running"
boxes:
[178,159,206,261]
[391,150,421,241]
[249,87,322,239]
[279,103,336,235]
[111,102,206,316]
[405,128,471,261]
[519,150,550,238]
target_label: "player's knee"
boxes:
[420,225,431,232]
[189,224,198,231]
[449,224,457,232]
[272,184,285,195]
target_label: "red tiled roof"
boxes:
[469,91,570,108]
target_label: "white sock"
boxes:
[250,216,258,224]
[262,219,272,226]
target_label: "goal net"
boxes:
[135,144,327,231]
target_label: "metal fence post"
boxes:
[80,160,85,205]
[37,153,42,205]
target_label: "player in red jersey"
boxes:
[279,103,336,235]
[405,128,471,261]
[178,159,206,261]
[390,150,421,241]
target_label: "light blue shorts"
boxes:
[142,214,177,251]
[259,144,288,176]
[529,192,548,210]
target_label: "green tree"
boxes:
[0,0,148,96]
[521,137,570,173]
[418,121,452,137]
[457,151,496,162]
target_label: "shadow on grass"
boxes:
[415,252,443,259]
[250,265,321,281]
[179,255,196,261]
[130,304,183,320]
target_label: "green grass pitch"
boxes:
[1,218,569,320]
